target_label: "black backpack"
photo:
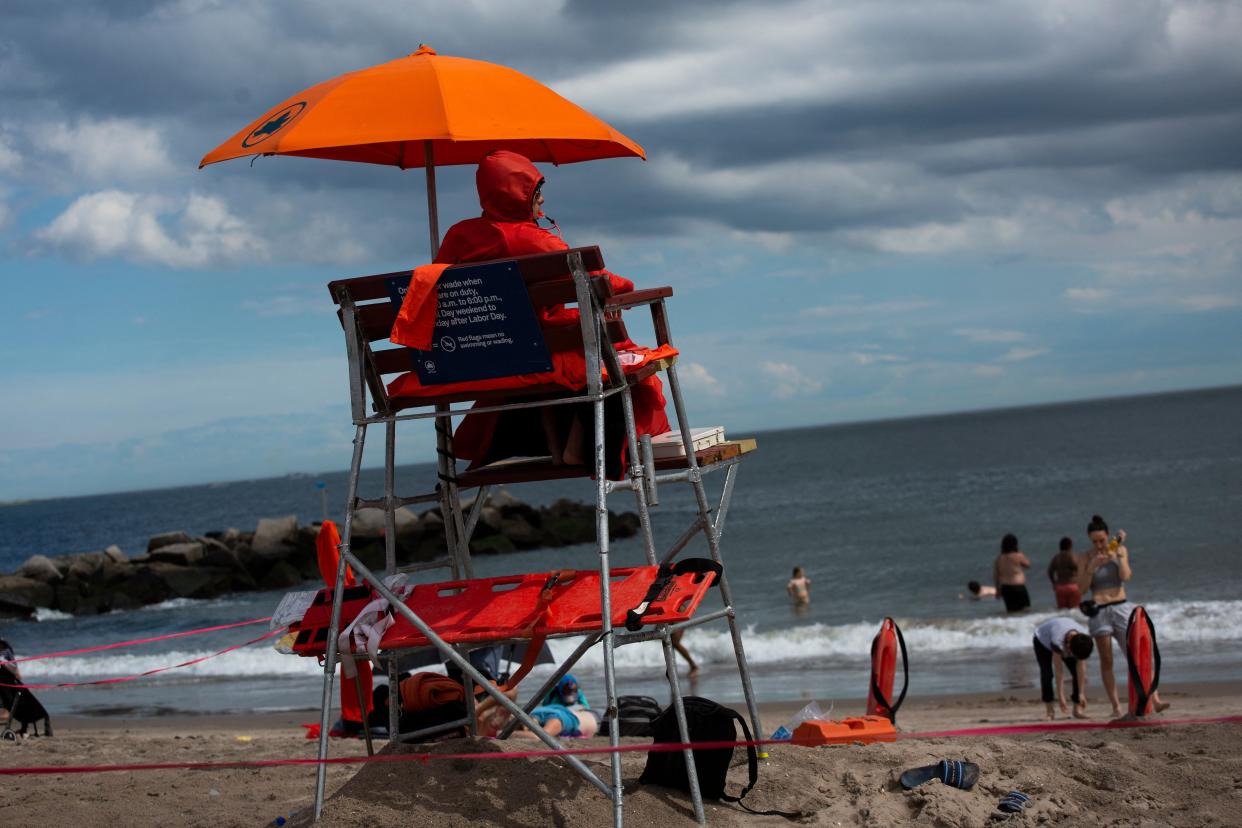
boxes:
[598,695,662,738]
[639,696,757,802]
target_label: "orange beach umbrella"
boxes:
[199,45,644,255]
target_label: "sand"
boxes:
[3,682,1241,827]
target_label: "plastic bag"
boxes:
[770,699,831,740]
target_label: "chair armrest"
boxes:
[604,286,674,310]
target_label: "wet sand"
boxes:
[3,681,1240,827]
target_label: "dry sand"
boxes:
[3,681,1241,827]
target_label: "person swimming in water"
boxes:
[965,581,998,599]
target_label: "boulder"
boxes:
[469,534,515,556]
[488,488,522,510]
[260,561,304,590]
[147,542,206,566]
[500,516,542,549]
[204,527,242,545]
[478,506,504,534]
[252,516,299,555]
[609,511,640,539]
[130,563,236,601]
[65,551,108,582]
[148,531,196,553]
[201,541,241,570]
[103,545,127,564]
[352,506,421,539]
[0,575,54,618]
[18,554,63,584]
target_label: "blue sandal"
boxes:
[900,759,980,791]
[998,791,1030,814]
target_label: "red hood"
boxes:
[476,150,542,222]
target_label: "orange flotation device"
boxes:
[866,617,908,723]
[1125,606,1161,717]
[790,716,896,747]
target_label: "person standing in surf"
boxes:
[1077,514,1168,718]
[992,533,1031,612]
[1047,536,1082,609]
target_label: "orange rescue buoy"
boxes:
[791,715,896,747]
[866,617,908,722]
[1126,606,1161,717]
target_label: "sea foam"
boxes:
[27,599,1241,681]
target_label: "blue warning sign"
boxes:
[385,261,553,386]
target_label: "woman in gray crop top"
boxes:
[1078,514,1167,717]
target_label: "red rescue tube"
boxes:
[1126,606,1160,717]
[866,617,907,722]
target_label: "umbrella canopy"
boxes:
[199,45,643,256]
[199,45,644,169]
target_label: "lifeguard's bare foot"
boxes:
[562,415,586,465]
[1155,701,1171,713]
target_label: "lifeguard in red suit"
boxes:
[429,149,671,478]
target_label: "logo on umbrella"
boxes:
[242,102,307,148]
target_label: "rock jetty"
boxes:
[0,491,640,619]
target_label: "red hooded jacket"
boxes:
[412,150,671,470]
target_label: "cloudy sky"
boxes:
[2,0,1240,499]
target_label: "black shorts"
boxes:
[1000,584,1030,613]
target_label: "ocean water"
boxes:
[2,385,1240,718]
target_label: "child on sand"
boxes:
[993,533,1031,612]
[1033,616,1093,720]
[787,566,811,605]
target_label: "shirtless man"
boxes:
[993,533,1031,612]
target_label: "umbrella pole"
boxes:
[424,140,440,258]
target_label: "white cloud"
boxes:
[42,118,176,183]
[954,328,1027,343]
[0,131,18,172]
[762,361,823,399]
[677,361,725,397]
[999,347,1050,362]
[1178,294,1240,312]
[1063,287,1111,302]
[847,216,1022,255]
[801,300,936,319]
[36,190,267,267]
[848,351,908,366]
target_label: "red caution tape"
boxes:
[0,627,287,690]
[1,714,1238,776]
[898,713,1242,740]
[4,616,273,665]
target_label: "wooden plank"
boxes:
[455,438,756,489]
[604,286,673,309]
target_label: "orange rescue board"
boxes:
[1126,606,1160,717]
[867,618,900,719]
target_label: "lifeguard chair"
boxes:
[306,246,761,825]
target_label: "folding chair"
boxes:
[309,246,761,826]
